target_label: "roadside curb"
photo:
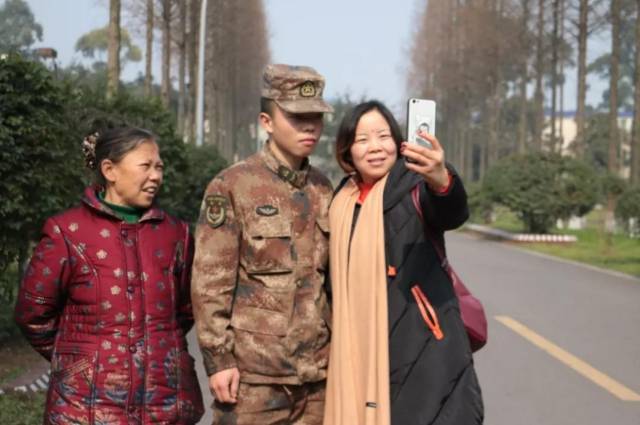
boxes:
[0,370,50,396]
[459,226,640,282]
[465,223,577,243]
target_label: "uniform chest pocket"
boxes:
[244,217,293,274]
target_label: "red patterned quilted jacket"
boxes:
[15,187,204,424]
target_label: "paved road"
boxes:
[188,231,640,424]
[187,330,214,424]
[447,232,640,424]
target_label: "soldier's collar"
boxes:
[261,141,310,189]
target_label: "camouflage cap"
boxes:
[262,64,334,114]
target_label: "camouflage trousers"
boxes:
[212,380,325,425]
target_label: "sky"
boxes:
[23,0,609,117]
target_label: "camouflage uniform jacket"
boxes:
[191,142,333,385]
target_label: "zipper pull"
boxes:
[411,284,444,341]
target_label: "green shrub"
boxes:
[0,53,84,301]
[616,185,640,235]
[466,182,493,224]
[0,54,227,313]
[482,152,599,233]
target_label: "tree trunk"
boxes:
[609,0,620,174]
[478,139,487,181]
[226,0,237,160]
[606,0,622,240]
[178,0,187,137]
[549,0,559,152]
[518,0,530,154]
[487,84,500,167]
[161,0,171,108]
[487,0,504,167]
[186,0,199,144]
[534,0,545,150]
[144,0,153,97]
[575,0,588,159]
[631,0,640,184]
[106,0,121,100]
[558,0,565,153]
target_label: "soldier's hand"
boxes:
[210,367,240,404]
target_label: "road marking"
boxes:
[495,315,640,402]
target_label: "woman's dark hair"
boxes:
[335,100,403,173]
[84,127,157,185]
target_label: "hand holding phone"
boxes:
[403,99,449,191]
[406,98,436,150]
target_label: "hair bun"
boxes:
[82,132,99,170]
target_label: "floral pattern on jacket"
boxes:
[15,187,204,425]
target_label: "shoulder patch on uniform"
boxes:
[256,204,278,217]
[205,195,227,228]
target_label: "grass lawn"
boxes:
[0,303,48,424]
[478,207,640,278]
[0,391,45,425]
[0,304,48,387]
[519,228,640,277]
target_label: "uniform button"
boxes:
[121,229,128,237]
[128,405,136,413]
[127,286,135,293]
[129,345,136,353]
[296,279,303,288]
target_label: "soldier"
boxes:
[191,64,334,424]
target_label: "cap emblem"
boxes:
[299,81,316,97]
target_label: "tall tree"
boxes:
[574,0,589,158]
[204,0,270,159]
[605,0,622,237]
[487,0,505,169]
[106,0,121,100]
[549,0,559,151]
[186,0,199,144]
[76,27,142,64]
[609,0,621,174]
[144,0,153,97]
[632,0,640,184]
[533,0,546,149]
[0,0,43,52]
[518,0,531,154]
[558,0,566,151]
[407,0,526,180]
[161,0,172,108]
[177,0,187,135]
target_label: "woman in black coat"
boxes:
[323,100,483,425]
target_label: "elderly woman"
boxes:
[324,101,483,425]
[15,127,204,424]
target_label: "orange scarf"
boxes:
[324,175,390,425]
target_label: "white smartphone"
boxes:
[406,98,436,150]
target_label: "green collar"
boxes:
[98,191,145,224]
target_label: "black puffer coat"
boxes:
[381,161,483,425]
